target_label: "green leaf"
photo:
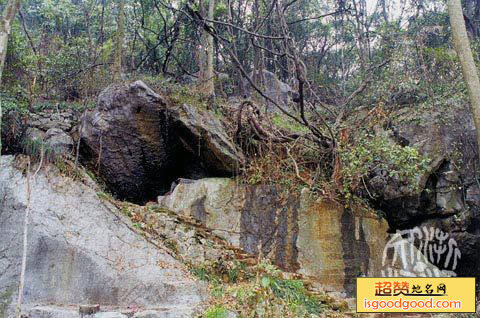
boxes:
[261,276,271,288]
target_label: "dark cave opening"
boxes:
[78,119,234,206]
[371,160,452,231]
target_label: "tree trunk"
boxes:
[113,0,125,81]
[197,0,207,86]
[198,0,215,100]
[0,0,22,155]
[252,0,263,91]
[381,0,389,23]
[448,0,480,158]
[205,0,215,99]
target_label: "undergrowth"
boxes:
[191,260,344,318]
[233,101,431,211]
[337,128,431,199]
[18,138,83,180]
[272,114,310,133]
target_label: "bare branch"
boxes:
[287,8,349,25]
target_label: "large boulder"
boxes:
[158,178,390,296]
[79,81,243,203]
[0,156,206,318]
[368,106,476,225]
[364,103,480,282]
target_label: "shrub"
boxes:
[204,305,229,318]
[338,129,430,199]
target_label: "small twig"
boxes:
[362,176,374,199]
[33,145,44,179]
[287,144,312,187]
[287,7,349,25]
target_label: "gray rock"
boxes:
[44,128,74,155]
[135,206,232,268]
[25,127,45,143]
[80,81,243,203]
[24,306,79,318]
[79,304,100,315]
[23,304,197,318]
[363,103,480,282]
[226,311,237,318]
[133,307,196,318]
[30,111,75,132]
[435,163,463,213]
[466,183,480,205]
[133,311,159,318]
[0,155,206,317]
[169,103,244,175]
[93,312,127,318]
[3,109,78,158]
[158,178,390,295]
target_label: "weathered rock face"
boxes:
[80,81,242,203]
[159,179,298,271]
[167,103,243,175]
[296,196,390,296]
[158,178,390,296]
[29,109,77,132]
[22,306,197,318]
[0,156,205,318]
[365,104,480,282]
[44,128,74,155]
[368,107,476,226]
[123,204,237,267]
[261,70,293,112]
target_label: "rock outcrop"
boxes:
[80,81,243,203]
[1,109,78,157]
[158,178,390,296]
[2,79,477,300]
[365,104,480,282]
[29,109,77,132]
[0,156,206,318]
[119,203,238,267]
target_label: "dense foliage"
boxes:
[1,0,478,206]
[0,0,463,103]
